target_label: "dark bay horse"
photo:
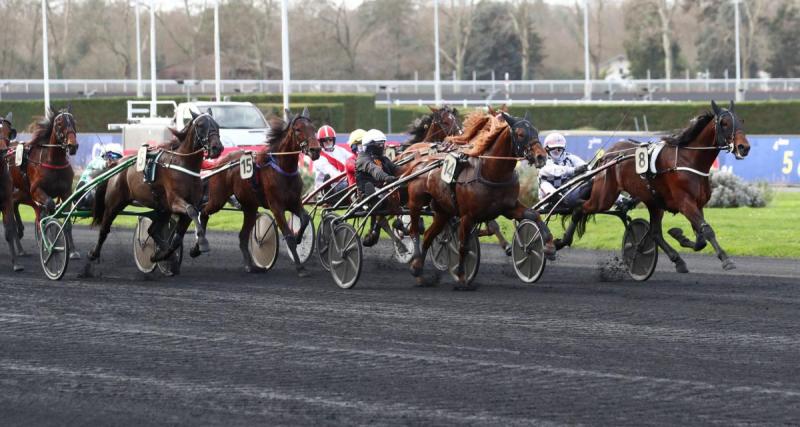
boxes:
[401,105,462,152]
[9,108,79,258]
[556,100,751,272]
[404,112,553,289]
[89,111,224,271]
[193,108,321,276]
[0,112,22,271]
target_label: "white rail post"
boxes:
[135,0,143,98]
[733,0,743,101]
[149,0,156,118]
[433,0,442,106]
[41,0,50,114]
[214,0,221,101]
[281,0,290,119]
[582,0,591,100]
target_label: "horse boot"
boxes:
[362,217,381,247]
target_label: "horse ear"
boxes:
[501,103,509,112]
[4,112,11,123]
[66,103,73,113]
[487,105,496,115]
[206,108,213,116]
[501,112,516,126]
[284,108,293,118]
[524,111,530,121]
[711,100,721,115]
[301,106,310,119]
[729,100,735,112]
[190,110,199,120]
[428,105,438,113]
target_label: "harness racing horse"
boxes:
[0,113,22,271]
[193,108,322,276]
[400,105,462,155]
[404,111,553,290]
[9,108,79,259]
[556,100,751,272]
[88,110,224,273]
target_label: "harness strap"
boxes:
[161,163,201,178]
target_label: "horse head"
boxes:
[52,107,79,155]
[502,111,546,168]
[284,107,321,160]
[429,105,462,137]
[711,100,750,160]
[0,112,16,153]
[188,109,223,158]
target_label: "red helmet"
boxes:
[317,125,336,151]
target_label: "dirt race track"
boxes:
[1,226,799,425]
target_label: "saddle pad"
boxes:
[649,142,666,174]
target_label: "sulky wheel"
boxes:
[284,213,315,265]
[621,218,658,282]
[249,212,279,271]
[511,220,547,284]
[447,228,481,288]
[39,219,69,280]
[133,216,158,274]
[430,222,456,272]
[391,215,415,264]
[156,215,183,277]
[329,222,363,289]
[316,213,338,272]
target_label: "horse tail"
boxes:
[91,181,108,226]
[575,212,594,239]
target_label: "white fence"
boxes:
[2,78,800,98]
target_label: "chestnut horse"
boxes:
[193,108,321,276]
[404,112,553,289]
[0,113,22,271]
[9,108,79,258]
[556,100,751,272]
[88,111,224,272]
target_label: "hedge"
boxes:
[229,93,376,130]
[377,101,800,134]
[256,103,345,130]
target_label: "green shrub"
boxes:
[256,103,345,129]
[708,170,771,208]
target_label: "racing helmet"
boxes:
[362,129,387,155]
[544,132,567,161]
[316,125,337,151]
[347,128,367,154]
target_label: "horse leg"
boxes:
[410,211,448,287]
[2,203,23,272]
[163,215,191,275]
[667,222,708,252]
[165,195,208,256]
[271,206,309,278]
[672,204,735,270]
[64,219,81,260]
[12,200,25,256]
[486,220,511,256]
[647,205,688,274]
[238,207,263,273]
[453,216,476,290]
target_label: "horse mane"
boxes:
[167,119,194,148]
[29,110,57,144]
[406,116,433,144]
[445,110,491,145]
[265,115,289,147]
[663,111,714,146]
[464,115,509,157]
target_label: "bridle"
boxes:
[510,118,540,160]
[0,120,15,157]
[429,109,462,141]
[40,112,78,153]
[288,115,316,154]
[713,109,738,152]
[191,113,220,155]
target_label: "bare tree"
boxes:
[508,0,533,80]
[318,1,376,75]
[439,0,475,80]
[651,0,681,84]
[98,1,134,78]
[46,0,72,78]
[741,0,767,78]
[568,0,603,79]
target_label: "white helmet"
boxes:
[362,129,387,147]
[544,132,567,150]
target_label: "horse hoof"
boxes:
[544,243,557,261]
[722,259,736,271]
[503,245,512,256]
[13,264,24,272]
[189,246,201,258]
[69,251,81,260]
[675,261,689,274]
[198,238,210,253]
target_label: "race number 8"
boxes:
[638,151,646,168]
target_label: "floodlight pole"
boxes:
[733,0,743,101]
[582,0,591,100]
[281,0,290,119]
[135,0,143,98]
[149,0,157,117]
[41,0,50,114]
[433,0,442,106]
[214,0,221,101]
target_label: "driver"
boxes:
[76,150,123,209]
[538,132,590,208]
[356,129,398,246]
[313,125,350,191]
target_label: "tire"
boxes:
[621,218,658,282]
[284,213,315,265]
[39,219,69,281]
[249,212,279,271]
[329,222,362,289]
[511,220,547,284]
[430,222,455,272]
[133,217,158,274]
[316,213,337,272]
[391,215,414,264]
[448,228,481,288]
